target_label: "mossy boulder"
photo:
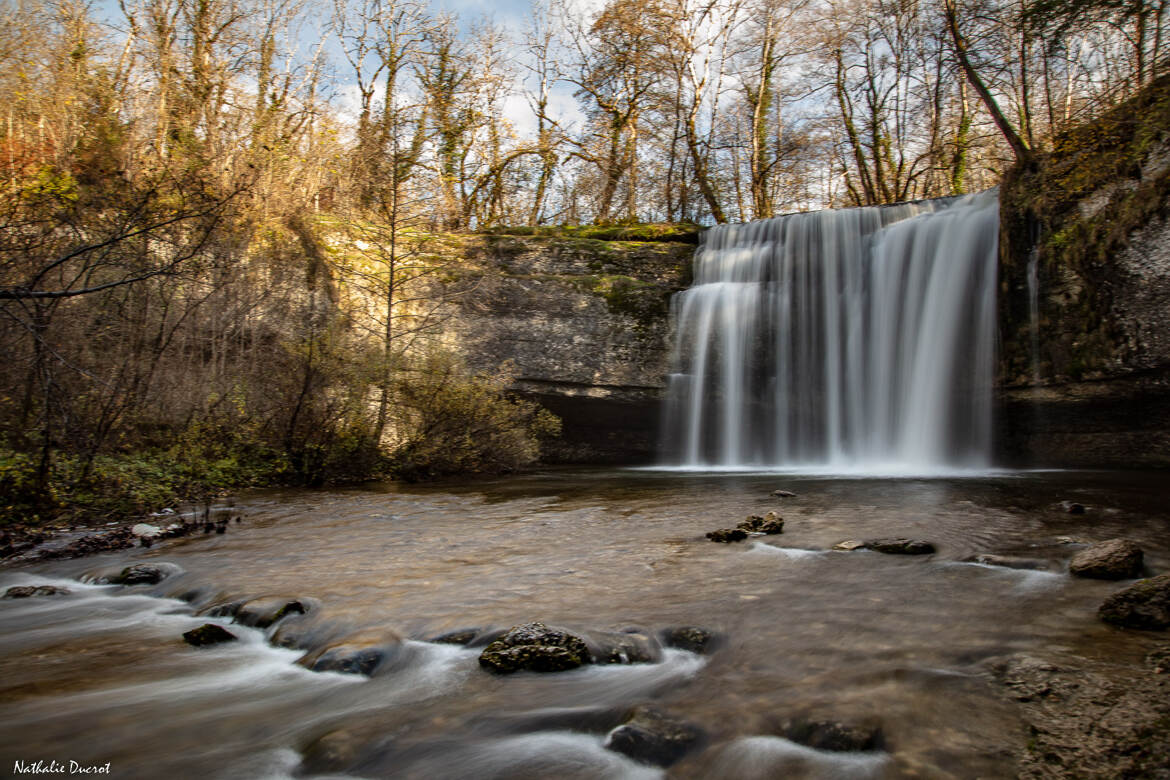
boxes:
[1099,573,1170,630]
[707,528,748,543]
[478,622,591,673]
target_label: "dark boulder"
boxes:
[182,623,238,647]
[780,718,885,752]
[707,528,748,543]
[1098,573,1170,630]
[863,538,936,555]
[1069,539,1144,580]
[3,585,70,599]
[1059,500,1087,514]
[110,562,182,585]
[234,596,313,628]
[478,622,591,674]
[660,626,719,655]
[605,706,705,767]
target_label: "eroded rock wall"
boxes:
[998,73,1170,467]
[444,233,694,463]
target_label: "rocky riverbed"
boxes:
[0,468,1167,778]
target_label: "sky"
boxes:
[92,0,590,141]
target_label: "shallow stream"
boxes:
[1,468,1166,779]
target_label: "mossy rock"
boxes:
[478,622,591,674]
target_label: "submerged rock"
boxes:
[234,596,311,628]
[863,538,936,555]
[707,528,748,543]
[660,626,719,655]
[478,622,591,673]
[605,706,705,767]
[738,512,784,535]
[110,562,182,585]
[429,628,481,646]
[1069,539,1144,580]
[3,585,70,599]
[962,554,1050,571]
[302,640,400,676]
[780,718,885,752]
[1059,500,1088,514]
[587,629,662,665]
[771,489,797,498]
[1098,573,1170,630]
[833,539,934,554]
[182,623,238,647]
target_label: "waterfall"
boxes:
[659,189,999,473]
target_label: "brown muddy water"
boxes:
[0,468,1167,779]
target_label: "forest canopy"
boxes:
[0,0,1162,521]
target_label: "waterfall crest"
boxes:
[659,190,999,473]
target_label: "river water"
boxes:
[1,468,1166,779]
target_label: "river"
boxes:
[0,467,1166,778]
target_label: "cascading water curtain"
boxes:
[660,190,999,472]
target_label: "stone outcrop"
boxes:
[441,232,694,463]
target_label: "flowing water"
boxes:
[1,468,1167,779]
[661,191,999,472]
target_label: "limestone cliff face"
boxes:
[998,73,1170,467]
[443,232,694,463]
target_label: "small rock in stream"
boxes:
[1098,573,1170,630]
[660,626,719,655]
[182,623,238,647]
[707,528,748,543]
[3,585,70,599]
[1069,539,1144,580]
[587,628,662,665]
[301,638,401,676]
[605,706,705,767]
[738,512,784,534]
[234,596,312,628]
[110,562,182,585]
[779,718,885,752]
[837,538,935,555]
[962,554,1051,571]
[771,490,797,498]
[1059,500,1087,514]
[478,622,591,674]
